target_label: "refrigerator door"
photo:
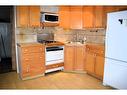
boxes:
[103,58,127,89]
[106,11,127,62]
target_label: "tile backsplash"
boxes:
[16,26,106,44]
[54,27,106,44]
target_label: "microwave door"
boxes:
[45,14,58,22]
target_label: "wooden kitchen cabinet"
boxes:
[59,6,83,29]
[64,45,85,72]
[59,6,70,29]
[74,45,86,71]
[29,6,40,27]
[95,55,104,78]
[94,6,105,28]
[85,49,95,74]
[83,6,105,28]
[70,6,83,29]
[17,43,45,80]
[16,6,29,27]
[83,6,94,28]
[64,45,75,71]
[85,45,105,80]
[16,6,40,27]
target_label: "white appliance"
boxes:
[45,46,64,73]
[41,12,58,23]
[103,10,127,89]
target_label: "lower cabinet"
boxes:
[17,43,45,80]
[64,45,75,71]
[85,45,104,80]
[64,45,85,72]
[95,55,104,78]
[85,51,95,74]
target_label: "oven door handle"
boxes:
[46,48,63,52]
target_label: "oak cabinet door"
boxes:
[74,46,85,71]
[70,6,83,29]
[59,6,70,29]
[29,6,40,27]
[64,46,75,71]
[95,55,104,78]
[83,6,94,28]
[16,6,29,27]
[85,51,95,74]
[94,6,104,28]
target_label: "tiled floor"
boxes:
[0,71,112,89]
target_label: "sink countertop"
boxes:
[65,42,86,46]
[64,41,104,46]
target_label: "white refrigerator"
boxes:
[103,10,127,89]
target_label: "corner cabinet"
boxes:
[94,6,105,28]
[17,43,45,80]
[16,6,40,28]
[64,44,85,72]
[83,6,105,28]
[85,45,105,80]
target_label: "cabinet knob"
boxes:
[40,48,43,50]
[40,57,42,59]
[26,66,29,72]
[24,49,28,51]
[25,58,29,61]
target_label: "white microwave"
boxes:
[41,12,58,23]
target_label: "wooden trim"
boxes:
[46,63,64,70]
[87,72,103,80]
[21,73,45,80]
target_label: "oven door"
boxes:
[46,46,64,65]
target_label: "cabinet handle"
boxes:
[26,66,29,72]
[24,49,28,52]
[40,48,43,51]
[25,58,29,61]
[40,57,42,59]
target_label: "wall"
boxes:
[16,27,57,43]
[54,27,105,44]
[16,26,105,44]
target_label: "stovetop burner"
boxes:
[38,40,57,44]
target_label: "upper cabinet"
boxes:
[59,6,105,29]
[83,6,105,28]
[83,6,94,28]
[94,6,105,28]
[16,6,40,28]
[16,6,29,27]
[59,6,70,29]
[29,6,40,27]
[70,6,83,29]
[59,6,83,29]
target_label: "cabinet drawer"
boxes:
[22,53,44,61]
[22,46,44,53]
[46,63,64,70]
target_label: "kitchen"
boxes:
[0,5,127,89]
